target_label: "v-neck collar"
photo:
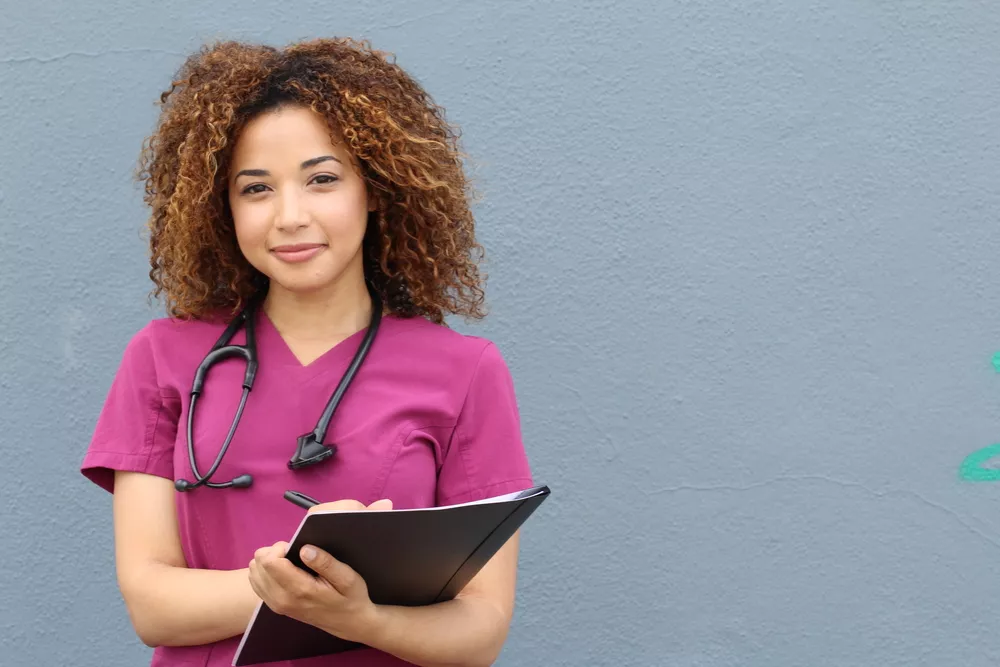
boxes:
[255,308,383,382]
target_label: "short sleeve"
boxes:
[80,323,180,493]
[436,342,534,506]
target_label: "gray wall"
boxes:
[3,1,1000,665]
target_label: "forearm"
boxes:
[120,563,259,647]
[357,596,510,667]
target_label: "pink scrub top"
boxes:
[80,310,534,667]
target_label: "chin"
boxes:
[265,266,350,294]
[256,251,364,295]
[270,276,338,294]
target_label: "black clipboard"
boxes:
[232,484,551,666]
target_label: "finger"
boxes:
[249,554,274,589]
[300,545,359,592]
[248,563,265,598]
[308,499,367,514]
[263,552,316,595]
[248,558,276,602]
[367,498,393,510]
[253,541,289,564]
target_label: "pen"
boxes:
[284,490,319,509]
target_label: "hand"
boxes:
[248,498,393,643]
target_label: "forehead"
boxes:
[230,105,351,166]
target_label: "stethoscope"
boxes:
[174,285,382,492]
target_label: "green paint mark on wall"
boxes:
[958,352,1000,481]
[959,443,1000,481]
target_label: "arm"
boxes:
[113,471,260,647]
[360,533,522,667]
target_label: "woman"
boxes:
[81,37,534,667]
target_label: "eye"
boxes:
[242,184,269,195]
[311,174,339,185]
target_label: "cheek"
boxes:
[319,192,371,240]
[231,207,271,255]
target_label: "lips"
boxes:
[270,243,326,263]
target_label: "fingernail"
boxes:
[301,546,316,561]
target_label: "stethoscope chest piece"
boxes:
[289,433,337,469]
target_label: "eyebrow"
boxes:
[234,155,342,179]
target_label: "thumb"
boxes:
[367,498,393,510]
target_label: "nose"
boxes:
[274,189,308,232]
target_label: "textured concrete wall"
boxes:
[4,1,1000,665]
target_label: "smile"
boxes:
[270,243,326,263]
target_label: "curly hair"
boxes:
[136,37,486,324]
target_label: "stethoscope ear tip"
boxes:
[232,474,253,488]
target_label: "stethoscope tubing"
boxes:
[177,284,382,491]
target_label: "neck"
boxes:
[261,277,373,343]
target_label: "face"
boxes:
[227,104,375,299]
